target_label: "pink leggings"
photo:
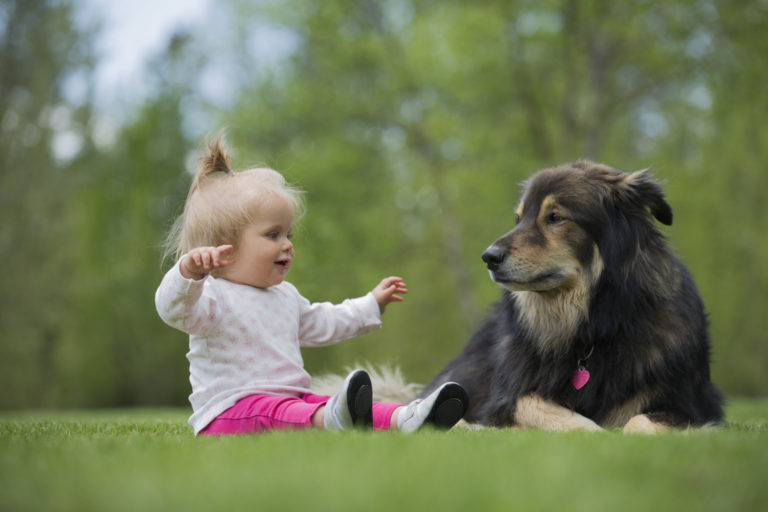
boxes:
[200,393,402,436]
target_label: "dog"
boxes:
[421,161,724,433]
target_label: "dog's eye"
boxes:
[546,212,564,224]
[514,213,521,225]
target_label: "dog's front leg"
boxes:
[515,394,603,432]
[622,414,671,434]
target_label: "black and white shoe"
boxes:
[324,369,373,430]
[397,382,468,433]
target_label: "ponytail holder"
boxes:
[226,169,234,176]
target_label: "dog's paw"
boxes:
[623,414,670,434]
[563,416,604,432]
[452,419,487,430]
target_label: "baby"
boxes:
[155,132,467,435]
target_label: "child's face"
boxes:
[220,197,295,289]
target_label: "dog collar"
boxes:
[572,345,594,390]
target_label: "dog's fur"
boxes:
[421,161,724,433]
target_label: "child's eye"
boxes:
[287,232,294,240]
[266,232,279,239]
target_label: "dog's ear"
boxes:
[615,169,673,225]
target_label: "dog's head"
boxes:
[482,161,673,293]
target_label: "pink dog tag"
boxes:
[572,367,590,390]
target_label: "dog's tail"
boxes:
[311,363,423,404]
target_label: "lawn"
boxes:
[2,399,767,512]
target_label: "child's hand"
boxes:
[180,245,233,280]
[372,276,408,314]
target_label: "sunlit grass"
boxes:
[1,400,766,511]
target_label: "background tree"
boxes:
[0,0,96,407]
[0,0,766,408]
[56,32,204,406]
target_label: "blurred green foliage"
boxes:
[1,0,766,409]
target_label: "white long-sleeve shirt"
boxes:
[155,263,382,434]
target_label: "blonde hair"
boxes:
[163,131,305,264]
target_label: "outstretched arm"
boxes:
[156,245,232,335]
[372,276,408,314]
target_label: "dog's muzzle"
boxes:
[482,246,506,271]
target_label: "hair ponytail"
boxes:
[192,130,233,191]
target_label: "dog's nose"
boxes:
[482,246,506,270]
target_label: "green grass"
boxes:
[2,400,767,512]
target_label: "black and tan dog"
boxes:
[422,161,724,433]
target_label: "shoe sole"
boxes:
[346,370,373,429]
[428,383,469,429]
